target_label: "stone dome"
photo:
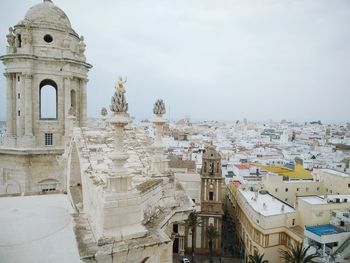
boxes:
[23,0,72,30]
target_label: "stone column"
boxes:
[108,115,131,192]
[100,78,146,241]
[64,76,71,135]
[80,78,87,127]
[4,73,14,136]
[16,73,22,137]
[24,74,33,136]
[150,99,169,175]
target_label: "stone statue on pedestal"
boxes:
[78,35,86,59]
[6,27,15,48]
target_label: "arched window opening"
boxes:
[40,79,57,120]
[70,89,76,109]
[17,34,22,47]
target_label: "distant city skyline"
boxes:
[0,0,350,122]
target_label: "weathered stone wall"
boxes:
[0,150,65,194]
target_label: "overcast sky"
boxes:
[0,0,349,123]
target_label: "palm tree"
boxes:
[206,224,219,262]
[248,250,269,263]
[187,212,201,262]
[280,243,319,263]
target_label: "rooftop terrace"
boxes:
[306,224,345,236]
[239,189,295,216]
[299,195,350,205]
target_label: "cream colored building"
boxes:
[313,169,350,195]
[297,195,350,228]
[297,195,350,260]
[262,172,324,206]
[227,187,303,263]
[227,168,350,262]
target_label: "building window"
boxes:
[39,179,59,192]
[209,217,214,225]
[173,224,178,233]
[45,133,53,146]
[285,198,288,202]
[285,188,288,192]
[17,75,20,82]
[275,188,278,192]
[317,187,320,191]
[296,188,299,191]
[17,34,22,47]
[348,184,350,188]
[292,219,295,226]
[44,34,53,43]
[18,93,20,99]
[70,89,76,109]
[209,191,214,201]
[18,110,20,116]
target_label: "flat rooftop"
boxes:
[239,189,295,216]
[299,195,350,205]
[0,194,80,263]
[319,169,350,178]
[306,224,345,236]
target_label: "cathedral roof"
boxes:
[23,0,72,30]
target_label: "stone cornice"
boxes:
[0,54,92,69]
[23,73,33,79]
[3,72,12,78]
[0,147,64,155]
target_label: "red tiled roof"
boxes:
[234,164,250,170]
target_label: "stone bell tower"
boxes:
[0,0,92,195]
[1,0,92,148]
[198,143,223,256]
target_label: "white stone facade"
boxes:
[0,2,195,263]
[0,0,91,195]
[1,0,91,148]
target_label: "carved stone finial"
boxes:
[110,76,128,113]
[101,107,108,116]
[153,99,166,116]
